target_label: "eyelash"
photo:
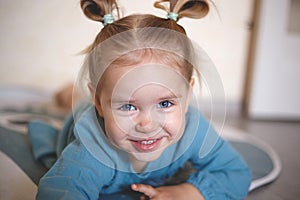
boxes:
[119,104,137,111]
[157,100,173,109]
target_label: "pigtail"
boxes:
[80,0,119,23]
[80,0,121,53]
[175,0,209,19]
[154,0,209,21]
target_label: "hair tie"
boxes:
[167,12,179,21]
[102,14,115,26]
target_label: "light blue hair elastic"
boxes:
[102,14,115,26]
[167,12,179,21]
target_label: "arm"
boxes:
[186,125,252,200]
[131,182,204,200]
[36,140,114,200]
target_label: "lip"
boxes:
[129,137,163,152]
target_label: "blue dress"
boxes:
[32,104,251,200]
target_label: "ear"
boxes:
[189,77,195,87]
[88,83,104,116]
[185,77,195,113]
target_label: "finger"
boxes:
[140,195,147,200]
[131,184,156,198]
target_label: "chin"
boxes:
[132,149,164,162]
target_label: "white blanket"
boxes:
[0,151,37,200]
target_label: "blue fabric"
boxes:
[28,121,58,168]
[32,105,251,200]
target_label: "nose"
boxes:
[135,110,160,133]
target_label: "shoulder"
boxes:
[185,106,211,133]
[183,106,225,158]
[184,106,212,143]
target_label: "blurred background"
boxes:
[1,0,299,120]
[0,0,252,115]
[0,1,300,199]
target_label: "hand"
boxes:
[131,183,204,200]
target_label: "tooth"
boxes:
[140,139,156,145]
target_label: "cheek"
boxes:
[103,116,127,144]
[163,111,185,137]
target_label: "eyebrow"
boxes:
[110,99,136,104]
[109,93,182,104]
[158,93,182,101]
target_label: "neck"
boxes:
[129,156,148,173]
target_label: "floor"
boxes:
[225,115,300,200]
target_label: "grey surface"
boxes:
[230,141,274,180]
[225,116,300,200]
[0,127,47,184]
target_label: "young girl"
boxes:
[36,0,251,199]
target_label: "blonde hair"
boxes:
[79,0,210,94]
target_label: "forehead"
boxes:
[102,63,189,97]
[108,49,190,79]
[112,83,183,103]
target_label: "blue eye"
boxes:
[158,100,173,108]
[120,104,136,111]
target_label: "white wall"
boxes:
[0,0,98,92]
[248,0,300,119]
[0,0,254,103]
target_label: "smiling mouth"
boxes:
[130,138,163,152]
[139,139,157,145]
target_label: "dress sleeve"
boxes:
[186,117,252,200]
[36,140,114,200]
